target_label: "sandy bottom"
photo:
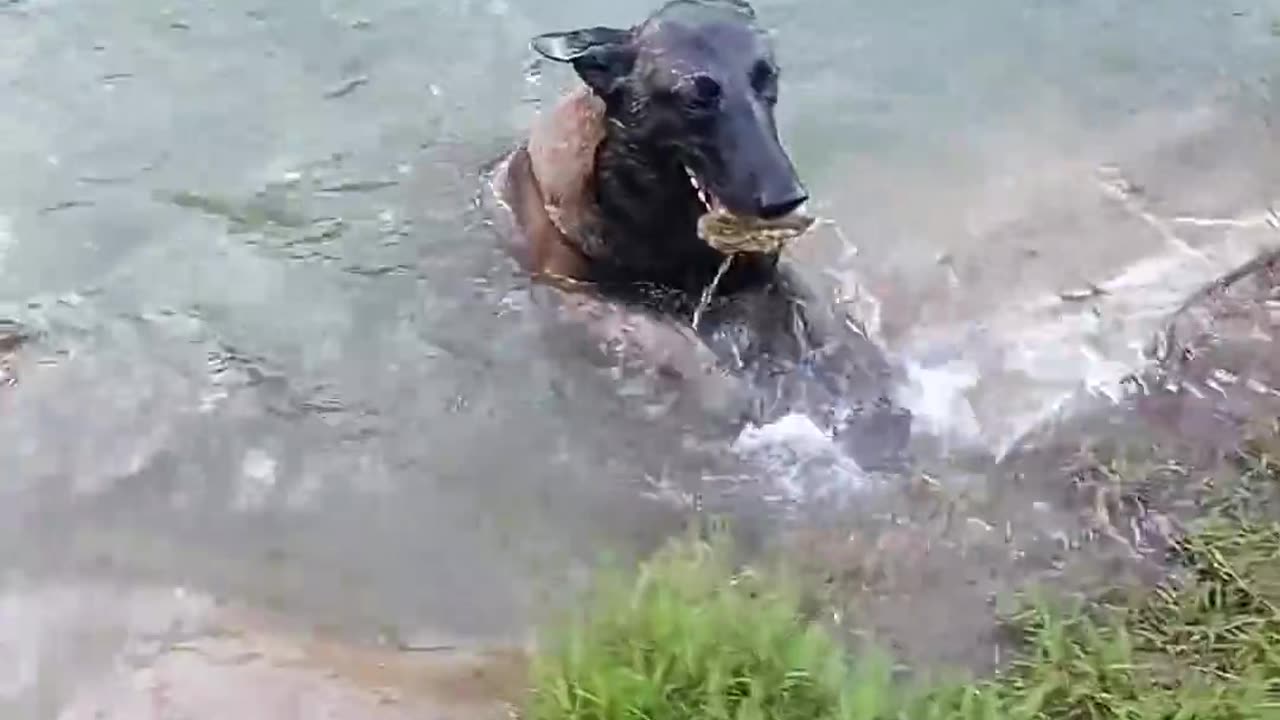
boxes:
[0,581,525,720]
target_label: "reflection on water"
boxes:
[0,0,1278,712]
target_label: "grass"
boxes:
[528,512,1280,719]
[527,527,897,720]
[911,521,1280,719]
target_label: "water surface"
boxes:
[1,0,1279,714]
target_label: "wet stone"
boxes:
[0,320,28,386]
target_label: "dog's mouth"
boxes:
[682,165,815,255]
[683,164,726,215]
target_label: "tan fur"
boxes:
[525,85,607,252]
[498,86,607,282]
[501,146,590,280]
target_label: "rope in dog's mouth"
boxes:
[691,253,736,332]
[690,209,817,331]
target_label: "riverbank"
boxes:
[527,434,1280,719]
[30,426,1277,719]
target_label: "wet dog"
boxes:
[500,0,911,469]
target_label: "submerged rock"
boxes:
[0,319,28,386]
[0,319,26,353]
[1142,247,1280,445]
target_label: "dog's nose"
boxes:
[757,188,808,219]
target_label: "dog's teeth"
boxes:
[684,165,715,211]
[683,165,702,191]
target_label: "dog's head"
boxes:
[532,0,808,225]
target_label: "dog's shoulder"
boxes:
[526,85,606,243]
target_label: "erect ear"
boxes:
[530,26,636,99]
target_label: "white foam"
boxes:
[895,355,982,450]
[233,448,279,512]
[731,412,868,501]
[733,412,834,455]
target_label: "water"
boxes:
[1,0,1279,714]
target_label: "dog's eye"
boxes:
[750,60,778,103]
[676,74,721,111]
[691,75,722,102]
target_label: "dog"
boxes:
[499,0,911,470]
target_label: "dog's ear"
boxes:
[531,26,636,99]
[531,26,630,63]
[702,0,757,19]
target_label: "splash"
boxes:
[731,412,869,502]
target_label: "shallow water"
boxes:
[2,0,1279,714]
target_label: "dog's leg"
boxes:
[718,267,913,470]
[529,281,751,421]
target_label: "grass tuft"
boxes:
[530,514,1280,719]
[528,528,897,720]
[908,520,1280,718]
[528,431,1280,718]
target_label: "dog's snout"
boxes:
[757,188,807,219]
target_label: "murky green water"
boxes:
[1,0,1279,715]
